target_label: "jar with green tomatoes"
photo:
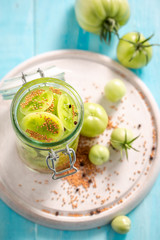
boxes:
[11,77,84,179]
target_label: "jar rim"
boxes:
[10,77,84,148]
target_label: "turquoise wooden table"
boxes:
[0,0,160,239]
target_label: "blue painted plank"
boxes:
[0,200,36,240]
[0,0,34,80]
[34,0,78,53]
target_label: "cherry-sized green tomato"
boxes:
[75,0,130,42]
[89,144,110,165]
[111,128,133,150]
[117,32,153,69]
[110,128,139,159]
[111,215,131,234]
[104,79,126,102]
[81,102,108,137]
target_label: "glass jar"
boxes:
[11,77,84,179]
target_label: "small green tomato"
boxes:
[111,128,133,151]
[110,128,139,159]
[81,102,108,137]
[104,79,126,102]
[89,144,110,165]
[111,215,131,234]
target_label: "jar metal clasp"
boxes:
[46,145,77,180]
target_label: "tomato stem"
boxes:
[100,18,119,44]
[111,132,139,160]
[142,44,160,47]
[140,33,154,44]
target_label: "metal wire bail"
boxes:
[21,67,45,85]
[37,68,45,77]
[46,145,77,180]
[21,72,27,85]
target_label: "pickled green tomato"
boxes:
[81,103,108,137]
[111,215,131,234]
[20,88,53,115]
[57,94,78,131]
[117,32,153,69]
[45,93,59,115]
[104,79,126,102]
[21,112,64,142]
[75,0,130,42]
[89,144,110,165]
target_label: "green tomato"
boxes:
[111,128,133,150]
[81,102,108,137]
[111,215,131,234]
[117,32,153,69]
[89,144,110,165]
[110,128,139,159]
[75,0,130,42]
[104,79,126,102]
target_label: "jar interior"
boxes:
[11,78,84,149]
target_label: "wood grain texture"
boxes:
[0,0,160,239]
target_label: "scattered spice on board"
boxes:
[63,136,105,190]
